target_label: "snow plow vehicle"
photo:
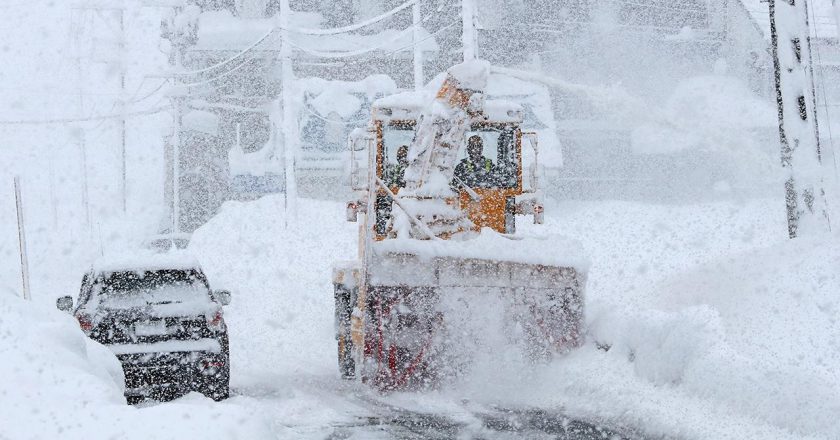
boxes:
[333,61,586,390]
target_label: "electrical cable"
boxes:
[176,50,260,88]
[602,0,707,14]
[169,28,278,77]
[380,20,459,57]
[284,21,423,59]
[288,0,416,35]
[126,79,171,104]
[0,106,169,125]
[299,102,368,125]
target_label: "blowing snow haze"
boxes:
[1,1,839,439]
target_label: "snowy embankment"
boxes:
[190,195,837,439]
[460,200,839,440]
[3,195,838,439]
[0,290,274,440]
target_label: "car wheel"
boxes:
[199,369,230,401]
[126,394,145,405]
[198,353,230,401]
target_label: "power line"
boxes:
[163,1,434,75]
[176,52,258,88]
[0,106,169,126]
[288,0,416,35]
[300,102,368,125]
[382,20,460,57]
[286,19,430,59]
[168,29,278,77]
[126,78,170,104]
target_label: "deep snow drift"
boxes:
[2,195,839,439]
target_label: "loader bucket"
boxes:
[364,252,585,391]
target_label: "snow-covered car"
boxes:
[56,254,231,404]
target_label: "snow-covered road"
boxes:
[227,375,639,439]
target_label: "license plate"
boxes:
[134,320,167,336]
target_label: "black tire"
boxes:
[199,334,231,401]
[334,283,356,380]
[338,335,355,380]
[126,395,145,405]
[199,363,230,401]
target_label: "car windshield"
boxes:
[95,269,210,309]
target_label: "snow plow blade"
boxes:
[355,253,585,391]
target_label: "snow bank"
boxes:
[189,196,358,380]
[446,197,838,439]
[0,290,273,440]
[186,194,835,438]
[560,232,840,439]
[631,75,775,159]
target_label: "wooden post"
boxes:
[14,177,31,301]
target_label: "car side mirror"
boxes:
[56,296,74,312]
[212,290,231,306]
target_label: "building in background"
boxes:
[158,0,839,232]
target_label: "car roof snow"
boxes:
[91,252,203,276]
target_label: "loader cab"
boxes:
[350,93,540,239]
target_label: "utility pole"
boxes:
[280,0,298,224]
[768,0,831,238]
[833,0,840,39]
[413,0,423,90]
[171,95,184,233]
[118,7,127,213]
[71,4,128,213]
[462,0,477,61]
[77,129,91,232]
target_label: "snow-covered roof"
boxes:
[299,74,397,118]
[92,252,203,275]
[193,10,439,54]
[372,92,524,124]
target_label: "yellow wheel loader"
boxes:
[333,61,586,390]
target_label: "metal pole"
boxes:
[79,131,91,230]
[280,0,297,224]
[462,0,476,61]
[413,1,423,90]
[768,0,830,238]
[14,177,31,301]
[833,0,840,40]
[118,8,127,213]
[172,97,182,233]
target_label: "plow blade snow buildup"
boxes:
[333,60,587,391]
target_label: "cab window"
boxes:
[381,122,415,187]
[455,126,518,189]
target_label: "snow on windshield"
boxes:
[96,270,212,309]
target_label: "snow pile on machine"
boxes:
[335,60,589,390]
